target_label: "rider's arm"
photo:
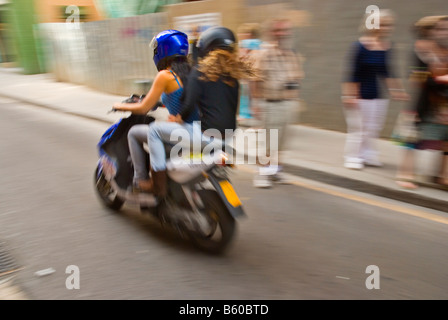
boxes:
[113,71,167,114]
[179,68,201,122]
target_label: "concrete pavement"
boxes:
[0,66,447,215]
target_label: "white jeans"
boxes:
[343,99,389,164]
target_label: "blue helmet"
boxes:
[151,30,189,70]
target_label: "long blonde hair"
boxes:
[197,48,259,86]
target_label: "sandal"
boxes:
[395,175,418,189]
[396,180,418,189]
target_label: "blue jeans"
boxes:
[148,121,197,171]
[148,121,229,171]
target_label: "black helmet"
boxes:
[196,26,236,58]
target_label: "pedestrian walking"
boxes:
[414,16,448,188]
[394,15,445,189]
[237,22,262,126]
[342,9,409,170]
[250,18,304,188]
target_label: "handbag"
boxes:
[391,111,420,145]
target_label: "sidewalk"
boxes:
[0,67,447,214]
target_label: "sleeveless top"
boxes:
[161,70,199,124]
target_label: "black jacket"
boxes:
[180,67,239,136]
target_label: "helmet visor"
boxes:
[149,36,158,57]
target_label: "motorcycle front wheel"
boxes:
[94,165,124,211]
[188,190,236,254]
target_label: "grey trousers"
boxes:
[257,99,299,165]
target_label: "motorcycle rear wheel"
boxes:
[188,190,236,254]
[94,165,124,211]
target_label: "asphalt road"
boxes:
[1,97,448,300]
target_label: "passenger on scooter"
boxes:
[146,26,258,199]
[113,30,199,192]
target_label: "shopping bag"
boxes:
[391,111,420,145]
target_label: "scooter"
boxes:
[93,95,246,254]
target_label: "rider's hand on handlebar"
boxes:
[107,103,125,114]
[112,102,125,112]
[107,104,121,114]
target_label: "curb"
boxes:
[281,163,448,214]
[0,93,114,125]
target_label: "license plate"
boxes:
[219,180,242,207]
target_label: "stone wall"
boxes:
[38,12,168,95]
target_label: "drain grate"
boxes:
[0,242,21,279]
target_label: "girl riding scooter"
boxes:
[146,26,258,198]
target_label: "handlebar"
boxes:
[108,94,163,114]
